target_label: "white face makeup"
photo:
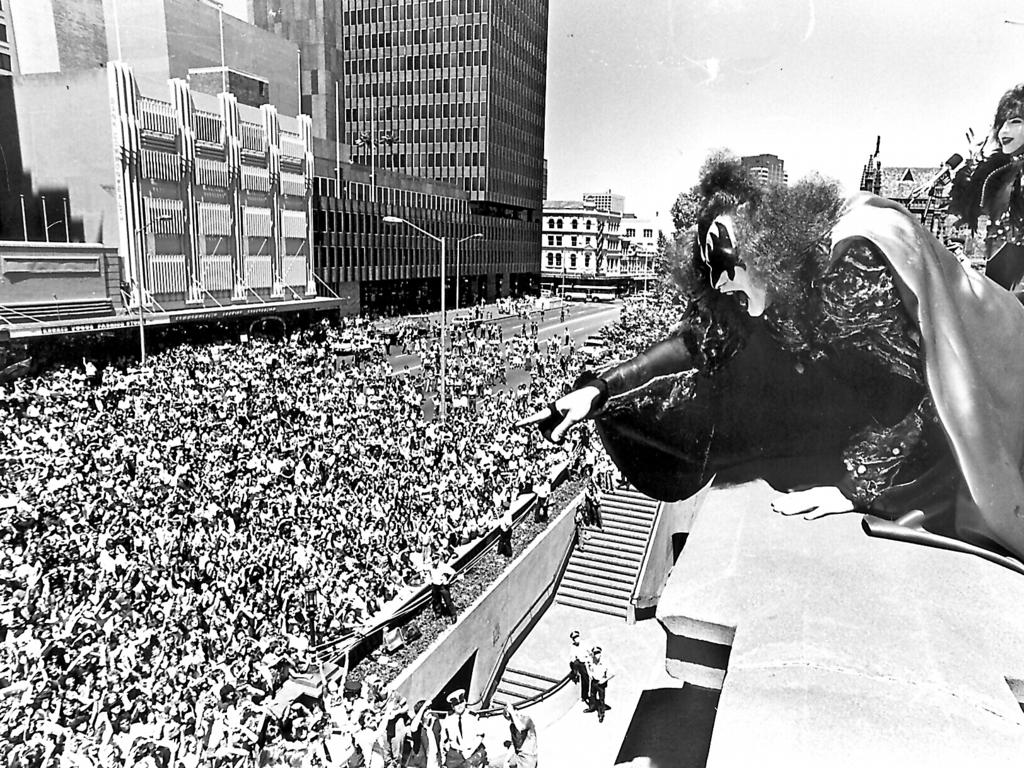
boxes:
[713,264,769,317]
[702,214,771,317]
[998,116,1024,156]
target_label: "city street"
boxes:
[386,300,622,376]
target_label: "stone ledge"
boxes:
[657,478,1024,766]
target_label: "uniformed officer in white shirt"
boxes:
[441,689,487,766]
[588,646,614,723]
[568,630,590,704]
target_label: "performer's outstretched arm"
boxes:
[586,335,694,408]
[517,334,694,443]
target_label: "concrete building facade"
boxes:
[619,212,666,280]
[5,0,299,110]
[0,0,15,74]
[2,0,547,323]
[2,62,315,313]
[582,190,625,214]
[741,153,788,186]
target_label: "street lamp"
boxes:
[383,215,450,423]
[455,233,483,311]
[134,214,172,366]
[44,220,64,242]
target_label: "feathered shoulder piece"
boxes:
[738,175,844,310]
[949,152,1016,231]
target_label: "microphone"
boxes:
[908,153,965,199]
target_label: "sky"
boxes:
[544,0,1024,220]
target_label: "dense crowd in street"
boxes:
[0,299,588,767]
[600,293,684,365]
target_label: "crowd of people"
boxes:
[600,294,683,365]
[0,301,594,767]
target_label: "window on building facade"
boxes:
[644,229,654,238]
[625,228,636,237]
[571,219,578,229]
[585,255,590,268]
[556,236,562,245]
[547,254,553,267]
[556,219,563,228]
[547,235,554,245]
[555,254,562,266]
[570,254,577,269]
[585,220,592,230]
[586,237,591,245]
[547,219,554,228]
[570,236,577,246]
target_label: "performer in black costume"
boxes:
[520,149,1024,573]
[950,83,1024,291]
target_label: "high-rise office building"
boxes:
[741,153,788,186]
[244,0,550,307]
[583,190,625,214]
[249,0,547,212]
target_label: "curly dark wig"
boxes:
[994,83,1024,130]
[738,174,844,311]
[694,149,763,227]
[670,152,843,317]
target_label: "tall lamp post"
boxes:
[454,232,483,311]
[383,215,450,422]
[134,215,172,366]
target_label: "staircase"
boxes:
[491,667,564,708]
[555,488,660,618]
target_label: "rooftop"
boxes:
[879,166,942,199]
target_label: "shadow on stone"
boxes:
[614,685,720,768]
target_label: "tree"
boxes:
[655,231,671,281]
[670,188,703,232]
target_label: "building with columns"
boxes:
[542,198,647,299]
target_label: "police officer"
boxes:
[568,630,590,705]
